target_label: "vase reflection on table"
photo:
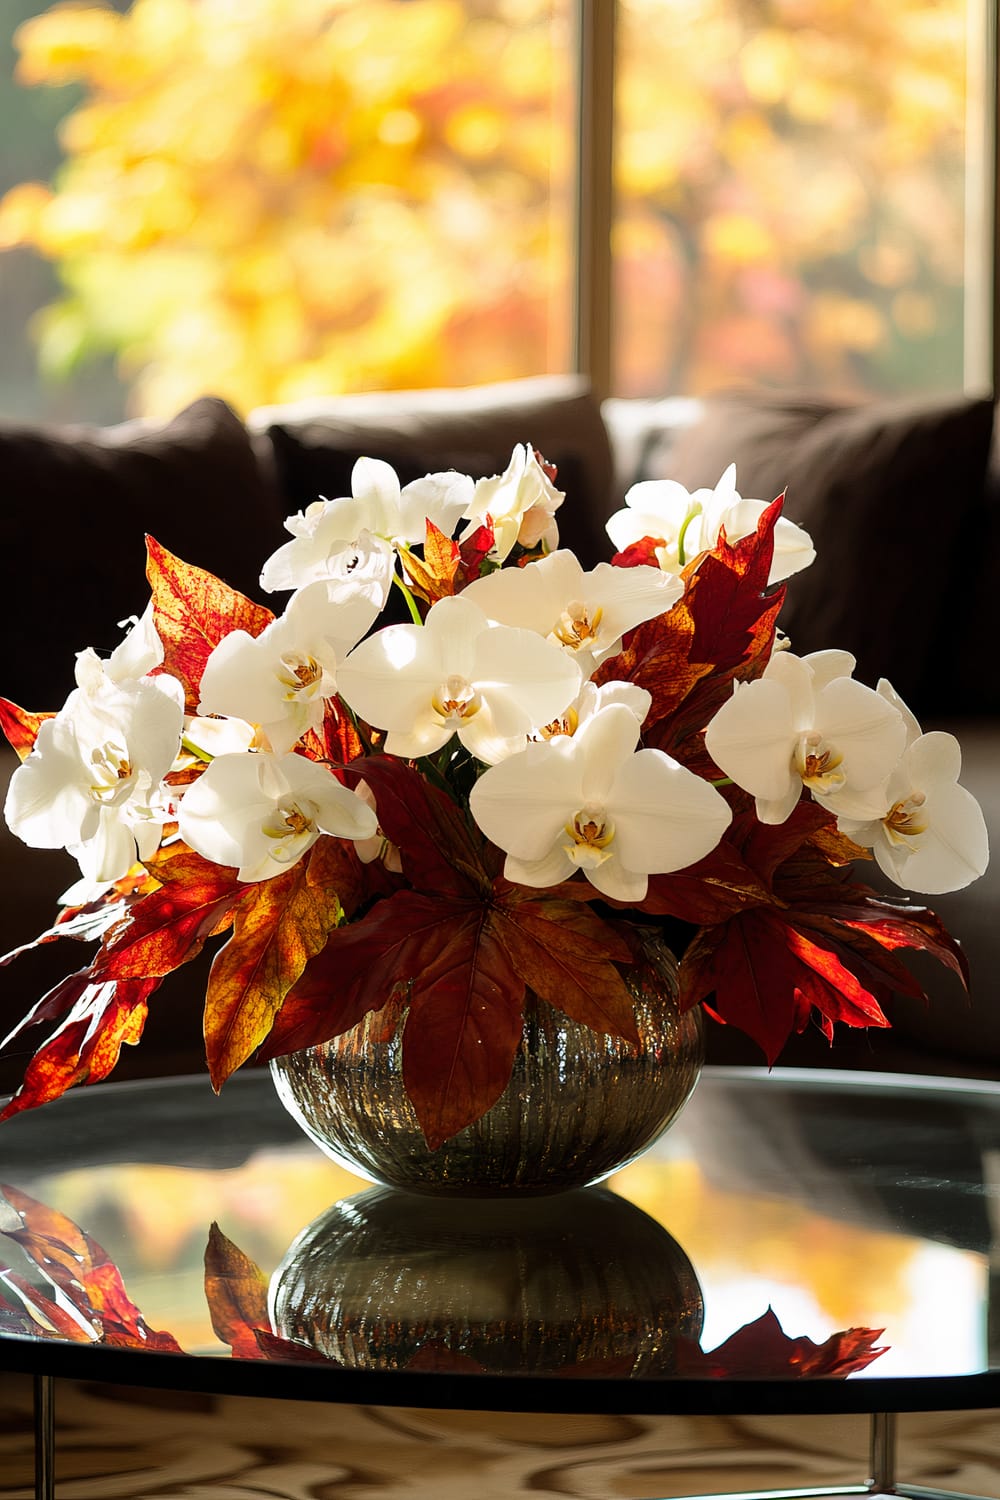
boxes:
[269,1185,705,1377]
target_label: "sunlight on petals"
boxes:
[470,703,731,901]
[706,651,906,826]
[176,750,377,882]
[338,594,580,763]
[833,683,990,894]
[464,550,680,671]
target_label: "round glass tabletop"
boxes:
[1,1064,998,1416]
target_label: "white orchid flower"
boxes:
[337,594,582,765]
[5,642,185,884]
[176,750,377,882]
[197,580,378,755]
[470,703,732,903]
[531,679,653,742]
[831,682,989,894]
[462,550,681,674]
[461,445,564,562]
[260,458,473,599]
[606,464,815,586]
[704,650,907,825]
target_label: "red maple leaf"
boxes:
[599,500,784,766]
[677,1307,887,1378]
[677,802,967,1063]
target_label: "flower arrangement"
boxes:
[0,448,989,1146]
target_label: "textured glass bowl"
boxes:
[269,1184,705,1376]
[270,932,703,1196]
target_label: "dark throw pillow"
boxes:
[0,398,286,710]
[662,390,996,717]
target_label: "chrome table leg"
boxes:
[32,1374,54,1500]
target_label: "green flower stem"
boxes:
[676,503,701,568]
[392,564,424,625]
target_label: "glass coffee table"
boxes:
[1,1064,998,1500]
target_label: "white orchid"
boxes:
[606,464,815,586]
[337,593,582,764]
[532,678,653,742]
[176,750,377,882]
[5,620,184,884]
[260,458,473,601]
[470,703,732,902]
[704,650,907,825]
[831,682,989,894]
[462,550,681,674]
[461,444,564,562]
[197,580,378,755]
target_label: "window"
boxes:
[0,0,992,419]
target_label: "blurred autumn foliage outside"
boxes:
[0,0,968,418]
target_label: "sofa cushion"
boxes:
[650,390,996,718]
[249,375,617,569]
[0,397,286,711]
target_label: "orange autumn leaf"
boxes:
[145,535,274,712]
[203,1222,270,1359]
[0,977,158,1120]
[400,519,461,604]
[0,699,53,760]
[204,839,347,1087]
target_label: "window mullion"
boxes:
[572,0,616,400]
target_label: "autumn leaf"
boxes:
[599,500,785,763]
[0,977,159,1120]
[258,888,484,1061]
[146,536,274,712]
[0,1184,182,1350]
[253,1328,331,1362]
[402,912,527,1149]
[640,840,772,924]
[490,893,639,1042]
[300,695,366,770]
[92,849,244,981]
[356,754,495,896]
[204,841,347,1087]
[204,1222,270,1358]
[400,520,460,604]
[678,1308,887,1378]
[0,699,53,760]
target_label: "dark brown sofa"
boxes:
[1,376,997,1092]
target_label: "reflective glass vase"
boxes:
[270,930,703,1196]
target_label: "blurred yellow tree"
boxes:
[0,0,573,415]
[0,0,968,414]
[614,0,967,396]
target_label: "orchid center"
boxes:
[278,651,324,701]
[536,706,579,741]
[564,804,615,869]
[261,800,317,862]
[89,741,135,804]
[793,731,846,795]
[552,600,603,651]
[431,674,482,725]
[882,791,928,847]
